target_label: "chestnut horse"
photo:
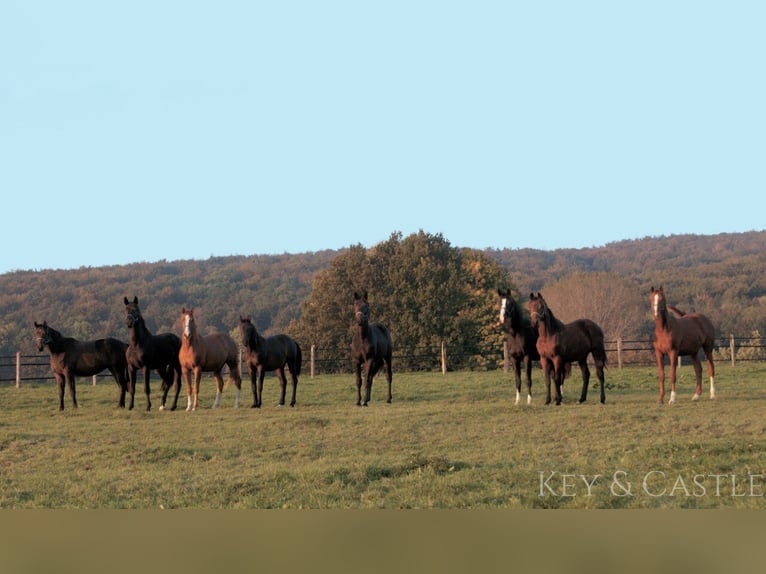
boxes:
[528,292,607,405]
[179,307,243,411]
[650,286,716,404]
[497,289,541,405]
[239,316,302,408]
[351,291,393,406]
[124,296,183,411]
[34,321,129,410]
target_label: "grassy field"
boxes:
[1,363,765,509]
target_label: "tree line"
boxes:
[1,230,764,367]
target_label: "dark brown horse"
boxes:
[34,321,129,410]
[650,285,716,404]
[239,316,302,408]
[124,296,183,411]
[497,289,541,405]
[179,307,243,411]
[528,292,607,405]
[351,291,393,406]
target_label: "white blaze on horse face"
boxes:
[652,293,660,317]
[499,298,508,324]
[183,314,192,338]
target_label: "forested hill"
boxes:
[488,230,766,337]
[489,231,766,293]
[1,231,764,356]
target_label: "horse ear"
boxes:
[529,292,534,300]
[363,290,368,301]
[182,306,186,314]
[124,297,129,305]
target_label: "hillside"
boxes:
[1,231,764,357]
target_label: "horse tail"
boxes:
[294,342,302,377]
[668,305,686,317]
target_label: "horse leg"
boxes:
[655,351,666,404]
[524,356,533,405]
[704,348,716,399]
[183,368,193,411]
[541,358,552,405]
[229,363,242,408]
[170,365,182,411]
[143,367,152,411]
[55,373,66,411]
[365,359,380,406]
[354,361,363,407]
[110,367,126,408]
[553,361,564,406]
[127,367,137,410]
[192,368,203,411]
[596,360,606,404]
[577,360,590,404]
[212,371,224,409]
[690,354,703,401]
[258,370,266,407]
[384,356,392,404]
[157,365,171,411]
[511,357,522,405]
[249,367,259,408]
[288,366,298,407]
[275,368,287,406]
[668,350,679,404]
[66,373,78,409]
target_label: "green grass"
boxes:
[1,364,765,508]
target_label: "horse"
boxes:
[34,321,130,410]
[123,296,183,411]
[497,289,541,405]
[239,316,302,408]
[527,292,607,405]
[650,285,716,404]
[179,307,243,411]
[351,291,393,406]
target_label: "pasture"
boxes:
[1,364,765,509]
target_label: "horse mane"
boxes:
[542,301,564,332]
[668,305,686,317]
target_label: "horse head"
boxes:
[650,286,667,319]
[353,291,370,327]
[239,315,256,347]
[528,292,548,327]
[182,307,195,340]
[34,321,51,351]
[124,296,142,328]
[497,288,515,326]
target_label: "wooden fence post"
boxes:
[617,337,623,370]
[92,375,97,386]
[310,345,315,379]
[730,334,736,367]
[440,341,447,375]
[16,351,20,388]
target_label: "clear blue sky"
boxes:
[2,1,764,274]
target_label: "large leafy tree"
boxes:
[291,231,513,370]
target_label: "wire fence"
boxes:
[2,336,764,386]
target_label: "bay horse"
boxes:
[34,321,129,410]
[179,307,242,411]
[497,289,541,405]
[528,292,607,405]
[239,316,302,408]
[351,291,393,406]
[124,296,183,411]
[650,285,716,404]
